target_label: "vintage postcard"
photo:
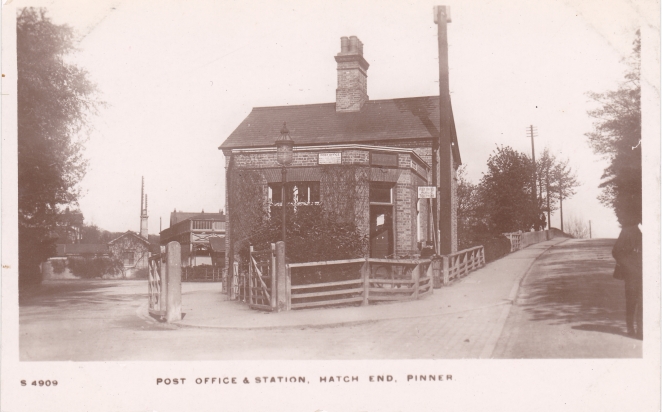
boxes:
[1,0,659,411]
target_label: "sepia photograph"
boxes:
[1,0,659,410]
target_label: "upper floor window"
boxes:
[269,181,320,205]
[192,220,212,230]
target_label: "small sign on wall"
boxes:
[418,186,437,198]
[319,152,342,164]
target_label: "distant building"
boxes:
[107,230,151,276]
[160,210,226,266]
[42,177,154,279]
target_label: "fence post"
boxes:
[248,246,254,305]
[275,241,289,312]
[432,257,442,289]
[286,265,292,311]
[362,257,370,306]
[412,263,420,299]
[426,261,434,294]
[165,241,182,322]
[442,256,449,285]
[230,262,238,300]
[270,243,277,311]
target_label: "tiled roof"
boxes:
[219,96,460,163]
[55,244,109,256]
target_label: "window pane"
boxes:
[270,181,320,204]
[370,183,392,203]
[310,182,320,203]
[270,183,282,204]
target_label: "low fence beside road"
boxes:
[287,257,433,309]
[225,242,488,313]
[441,245,485,285]
[504,228,570,252]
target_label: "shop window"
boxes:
[369,182,393,204]
[269,181,320,205]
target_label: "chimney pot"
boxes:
[340,36,349,53]
[349,36,358,52]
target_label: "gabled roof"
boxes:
[170,212,226,226]
[108,231,151,246]
[55,244,109,257]
[219,96,461,164]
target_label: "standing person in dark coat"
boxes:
[612,221,643,339]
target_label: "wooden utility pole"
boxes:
[527,125,538,227]
[559,182,564,232]
[589,220,592,238]
[435,5,453,255]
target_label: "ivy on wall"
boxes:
[227,163,370,265]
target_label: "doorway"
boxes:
[370,205,393,258]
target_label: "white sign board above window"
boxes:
[318,152,342,164]
[418,186,437,198]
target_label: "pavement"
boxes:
[138,237,570,358]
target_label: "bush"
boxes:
[459,233,511,263]
[67,256,124,278]
[246,204,368,264]
[133,267,148,279]
[51,259,67,274]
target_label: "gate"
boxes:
[232,244,275,311]
[148,253,165,317]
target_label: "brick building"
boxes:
[219,36,461,264]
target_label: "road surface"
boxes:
[18,238,641,361]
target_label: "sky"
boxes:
[12,0,658,238]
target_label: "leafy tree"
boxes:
[456,165,482,243]
[552,158,579,232]
[536,148,558,228]
[536,149,579,231]
[54,207,84,243]
[478,146,538,233]
[17,8,101,285]
[587,30,641,225]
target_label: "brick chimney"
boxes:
[335,36,369,112]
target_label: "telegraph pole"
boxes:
[527,125,539,228]
[589,220,592,239]
[435,5,453,254]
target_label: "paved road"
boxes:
[493,238,642,358]
[19,280,506,360]
[19,238,640,361]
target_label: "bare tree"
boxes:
[564,214,590,239]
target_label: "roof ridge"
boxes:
[251,95,439,111]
